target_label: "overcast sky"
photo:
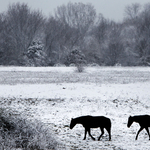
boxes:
[1,0,150,21]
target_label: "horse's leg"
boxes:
[135,127,144,140]
[88,128,95,140]
[83,128,87,140]
[106,127,111,141]
[145,127,150,140]
[98,127,104,141]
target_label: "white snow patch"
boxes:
[0,67,150,149]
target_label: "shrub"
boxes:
[76,64,85,72]
[66,48,86,72]
[23,40,51,66]
[0,108,58,150]
[69,63,76,67]
[87,63,99,67]
[54,63,66,67]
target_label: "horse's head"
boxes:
[127,116,133,128]
[70,118,76,129]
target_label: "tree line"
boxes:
[0,2,150,66]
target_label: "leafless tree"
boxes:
[0,3,44,65]
[124,3,141,21]
[44,2,96,64]
[55,2,96,31]
[104,22,124,66]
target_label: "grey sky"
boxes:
[1,0,150,21]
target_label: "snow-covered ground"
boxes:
[0,67,150,149]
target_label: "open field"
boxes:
[0,66,150,149]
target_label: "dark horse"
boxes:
[127,115,150,140]
[70,115,111,141]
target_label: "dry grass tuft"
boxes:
[0,108,58,150]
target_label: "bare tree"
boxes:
[103,22,124,66]
[44,2,96,65]
[0,3,44,65]
[123,2,150,66]
[55,2,96,32]
[134,4,150,65]
[94,14,109,45]
[124,3,141,21]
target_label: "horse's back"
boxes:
[138,115,150,120]
[93,116,111,122]
[92,116,111,128]
[80,115,111,128]
[135,115,150,127]
[142,115,150,124]
[82,115,110,122]
[142,115,150,117]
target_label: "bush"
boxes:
[76,64,85,72]
[24,40,51,66]
[66,48,86,72]
[69,63,76,67]
[87,63,99,67]
[0,108,58,150]
[65,48,86,65]
[54,63,66,67]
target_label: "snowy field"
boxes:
[0,66,150,149]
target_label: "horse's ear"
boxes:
[71,118,73,120]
